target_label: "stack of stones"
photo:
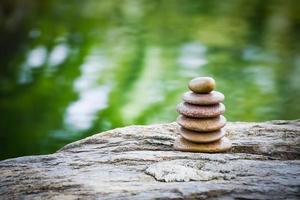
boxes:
[174,77,232,153]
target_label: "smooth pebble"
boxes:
[182,91,224,105]
[176,102,225,118]
[179,127,226,143]
[174,136,232,153]
[188,77,215,93]
[177,115,226,132]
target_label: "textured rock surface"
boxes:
[0,120,300,199]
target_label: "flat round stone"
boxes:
[179,127,225,143]
[177,115,226,132]
[188,77,215,93]
[176,102,225,118]
[182,91,224,105]
[174,136,232,153]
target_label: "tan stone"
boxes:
[182,91,224,105]
[179,128,225,143]
[177,115,226,132]
[173,136,232,153]
[188,77,215,93]
[176,102,225,118]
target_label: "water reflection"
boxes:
[65,86,110,131]
[48,43,69,67]
[26,46,47,68]
[0,0,299,160]
[178,43,207,76]
[65,49,111,130]
[18,46,47,83]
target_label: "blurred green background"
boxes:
[0,0,299,160]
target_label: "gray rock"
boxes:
[0,120,300,199]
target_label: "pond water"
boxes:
[0,0,299,160]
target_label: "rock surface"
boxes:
[0,120,300,199]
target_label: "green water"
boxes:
[0,0,299,160]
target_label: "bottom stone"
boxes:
[174,136,232,153]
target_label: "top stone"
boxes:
[188,77,215,93]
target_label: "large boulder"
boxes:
[0,120,300,199]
